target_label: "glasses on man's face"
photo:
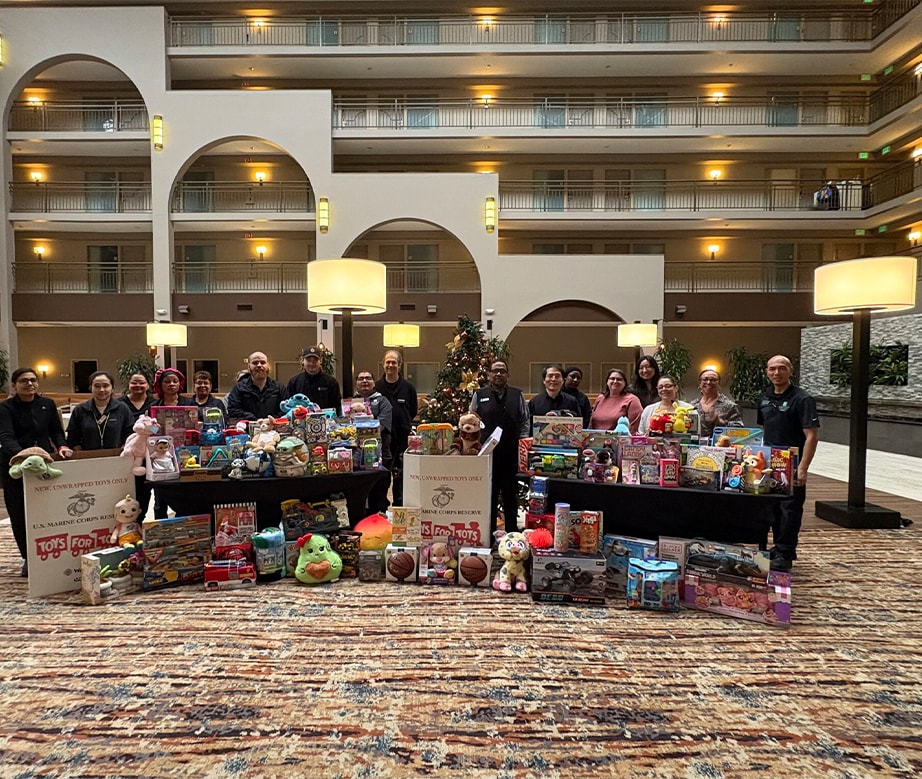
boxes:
[490,368,508,374]
[700,377,719,383]
[357,376,374,382]
[17,377,39,384]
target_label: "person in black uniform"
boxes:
[757,354,819,573]
[0,367,73,575]
[562,366,592,428]
[226,351,289,421]
[527,365,580,420]
[66,371,134,451]
[375,349,417,506]
[287,346,342,417]
[470,360,531,535]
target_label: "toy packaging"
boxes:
[204,559,257,590]
[331,531,362,579]
[251,526,286,581]
[390,506,422,547]
[272,435,310,477]
[527,447,580,478]
[656,536,697,598]
[678,466,721,490]
[358,549,385,581]
[457,546,492,587]
[602,534,658,599]
[419,536,458,584]
[141,514,212,590]
[531,415,583,448]
[517,436,534,473]
[626,558,680,612]
[81,545,134,605]
[150,406,200,446]
[531,549,606,604]
[527,476,549,514]
[711,426,763,447]
[145,436,180,482]
[327,445,354,473]
[659,458,679,487]
[416,423,454,455]
[385,544,419,583]
[214,502,257,561]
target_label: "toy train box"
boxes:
[531,549,606,605]
[602,534,658,599]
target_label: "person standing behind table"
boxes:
[354,369,394,514]
[757,354,819,574]
[590,368,644,434]
[191,370,226,423]
[0,367,73,577]
[527,365,580,420]
[66,371,134,452]
[637,375,693,435]
[375,349,417,507]
[691,369,742,442]
[118,372,154,423]
[628,355,661,409]
[152,367,196,408]
[562,366,592,428]
[471,361,531,535]
[287,346,342,417]
[226,351,289,422]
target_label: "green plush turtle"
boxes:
[9,447,63,480]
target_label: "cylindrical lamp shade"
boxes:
[815,256,917,315]
[383,323,420,348]
[307,258,387,314]
[617,322,658,347]
[146,322,187,347]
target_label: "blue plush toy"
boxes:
[280,393,321,421]
[614,416,631,435]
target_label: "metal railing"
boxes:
[171,181,314,213]
[9,182,152,213]
[665,262,823,293]
[12,262,153,293]
[7,100,149,132]
[169,4,921,47]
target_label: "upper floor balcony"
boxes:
[8,100,149,133]
[9,181,152,214]
[170,181,315,214]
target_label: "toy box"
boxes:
[531,549,606,604]
[204,559,257,590]
[518,437,534,473]
[602,534,658,599]
[358,549,385,581]
[327,446,354,473]
[418,536,458,585]
[678,466,721,490]
[385,544,418,583]
[214,502,257,561]
[525,511,554,533]
[145,435,181,482]
[532,416,584,448]
[626,558,680,612]
[390,506,422,546]
[711,426,763,447]
[457,546,492,587]
[416,423,454,455]
[656,536,697,598]
[141,514,212,591]
[151,406,200,446]
[567,510,603,554]
[527,447,580,479]
[81,545,134,605]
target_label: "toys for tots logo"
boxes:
[431,485,455,508]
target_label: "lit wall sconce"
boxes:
[151,114,164,151]
[484,196,497,233]
[909,231,921,246]
[27,96,42,107]
[712,15,725,28]
[35,363,51,380]
[912,148,922,159]
[33,246,46,258]
[317,197,330,233]
[255,245,266,261]
[481,94,492,108]
[915,64,922,77]
[709,169,722,181]
[480,16,493,31]
[254,171,266,185]
[707,244,720,260]
[30,171,43,184]
[0,35,4,68]
[712,92,724,104]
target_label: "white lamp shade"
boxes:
[146,322,187,347]
[617,322,658,347]
[307,258,387,314]
[814,256,917,315]
[383,323,420,347]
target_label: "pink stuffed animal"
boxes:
[121,414,160,476]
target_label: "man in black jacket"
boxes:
[225,351,289,421]
[470,360,531,534]
[527,365,580,420]
[287,346,342,416]
[375,349,417,506]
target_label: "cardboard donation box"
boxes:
[403,453,492,548]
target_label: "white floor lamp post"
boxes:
[813,255,917,529]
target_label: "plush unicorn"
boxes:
[122,414,160,476]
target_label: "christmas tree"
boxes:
[419,314,509,426]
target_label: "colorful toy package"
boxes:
[626,558,680,612]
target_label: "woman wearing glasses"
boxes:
[637,376,694,435]
[691,369,742,441]
[0,367,73,576]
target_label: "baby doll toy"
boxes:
[150,437,178,473]
[122,414,160,476]
[492,530,532,593]
[450,411,482,455]
[111,494,142,548]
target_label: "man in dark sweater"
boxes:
[375,349,418,506]
[527,364,580,420]
[287,346,342,417]
[225,351,289,421]
[470,360,531,534]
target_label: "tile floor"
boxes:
[810,441,922,502]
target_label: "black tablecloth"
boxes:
[151,470,390,530]
[545,478,780,547]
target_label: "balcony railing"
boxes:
[334,95,873,131]
[12,262,152,293]
[665,262,823,293]
[171,182,314,213]
[172,261,480,293]
[9,182,152,213]
[7,100,149,132]
[169,4,921,48]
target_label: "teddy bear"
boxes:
[121,414,160,476]
[110,494,142,548]
[492,530,532,593]
[246,417,280,454]
[450,411,482,455]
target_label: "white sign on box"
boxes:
[25,456,134,598]
[403,453,492,547]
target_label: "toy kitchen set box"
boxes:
[403,453,491,548]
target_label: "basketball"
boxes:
[460,554,489,585]
[387,550,415,581]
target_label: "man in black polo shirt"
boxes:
[470,360,531,534]
[528,364,580,420]
[757,354,819,573]
[287,346,342,417]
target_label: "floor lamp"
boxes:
[146,322,187,370]
[617,321,659,365]
[813,256,917,529]
[383,323,420,365]
[307,258,387,398]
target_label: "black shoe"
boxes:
[20,560,28,578]
[770,547,797,561]
[770,554,793,573]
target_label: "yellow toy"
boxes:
[672,406,689,434]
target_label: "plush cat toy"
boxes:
[122,414,160,476]
[492,530,532,593]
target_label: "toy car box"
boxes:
[527,447,580,479]
[531,549,606,605]
[602,534,658,600]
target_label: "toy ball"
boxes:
[527,527,554,549]
[459,555,489,586]
[386,550,415,581]
[354,513,392,551]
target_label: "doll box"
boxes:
[457,546,492,587]
[145,436,181,482]
[684,569,792,628]
[418,537,458,585]
[531,549,606,605]
[81,546,134,605]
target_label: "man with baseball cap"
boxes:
[287,346,342,416]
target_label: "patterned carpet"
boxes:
[0,521,920,779]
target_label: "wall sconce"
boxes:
[915,64,922,77]
[712,91,724,104]
[675,304,687,316]
[481,94,492,108]
[35,362,50,381]
[707,244,720,260]
[480,16,493,32]
[30,171,43,184]
[909,231,921,246]
[254,171,266,185]
[427,304,438,315]
[177,305,190,315]
[0,35,4,68]
[709,169,722,181]
[151,114,164,151]
[484,196,497,233]
[712,15,725,28]
[317,197,330,233]
[255,245,266,261]
[912,148,922,159]
[33,246,46,258]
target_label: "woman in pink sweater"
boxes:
[589,369,643,433]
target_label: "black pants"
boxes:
[390,433,409,506]
[1,473,27,558]
[491,468,520,536]
[366,469,392,516]
[772,483,806,557]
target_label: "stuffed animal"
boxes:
[280,393,320,420]
[246,417,280,454]
[8,448,63,480]
[422,540,457,583]
[111,494,142,547]
[121,414,160,476]
[227,458,246,480]
[614,416,631,435]
[450,411,482,456]
[673,406,689,434]
[294,533,343,585]
[492,530,532,593]
[648,403,677,435]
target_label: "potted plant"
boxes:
[116,352,157,392]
